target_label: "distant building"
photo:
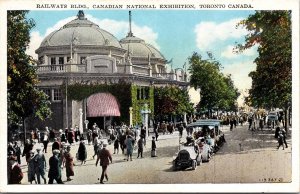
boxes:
[28,10,188,131]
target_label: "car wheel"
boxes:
[192,160,197,170]
[172,160,177,171]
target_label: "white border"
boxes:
[0,0,299,193]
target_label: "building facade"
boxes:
[28,10,188,131]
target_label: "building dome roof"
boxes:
[39,11,122,48]
[120,35,165,60]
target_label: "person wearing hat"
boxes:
[137,135,144,158]
[13,141,21,165]
[151,136,157,157]
[7,142,16,156]
[77,139,87,165]
[125,135,134,161]
[96,142,112,184]
[68,128,75,144]
[93,138,101,159]
[48,149,63,184]
[34,147,47,184]
[42,129,49,153]
[7,152,23,184]
[113,136,119,154]
[27,150,37,184]
[60,129,67,143]
[64,146,74,181]
[52,138,61,152]
[22,139,34,164]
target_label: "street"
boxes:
[19,124,291,184]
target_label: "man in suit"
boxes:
[96,142,112,184]
[48,149,63,184]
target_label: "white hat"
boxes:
[53,149,60,155]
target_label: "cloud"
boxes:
[188,87,201,106]
[26,15,159,59]
[194,18,247,51]
[87,15,160,49]
[221,45,258,59]
[222,60,256,106]
[222,60,256,91]
[26,31,44,59]
[26,16,76,59]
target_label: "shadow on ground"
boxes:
[217,127,291,155]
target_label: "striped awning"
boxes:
[87,93,120,117]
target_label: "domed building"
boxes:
[30,10,188,133]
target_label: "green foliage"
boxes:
[66,82,132,124]
[188,52,240,113]
[154,86,193,120]
[236,11,291,109]
[130,85,154,125]
[7,11,52,126]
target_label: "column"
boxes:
[141,103,151,138]
[129,107,133,127]
[79,108,83,134]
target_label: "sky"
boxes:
[26,10,258,106]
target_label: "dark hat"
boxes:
[152,136,155,139]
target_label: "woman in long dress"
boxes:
[64,146,74,181]
[77,140,87,165]
[27,151,36,184]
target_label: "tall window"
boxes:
[58,57,64,64]
[53,89,62,101]
[42,89,51,100]
[137,88,140,100]
[141,88,144,100]
[145,87,149,99]
[136,87,150,100]
[50,57,56,65]
[58,57,64,71]
[50,57,56,71]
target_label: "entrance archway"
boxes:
[86,93,120,130]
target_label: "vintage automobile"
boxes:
[187,119,226,153]
[172,142,202,171]
[267,111,278,121]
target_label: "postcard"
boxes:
[0,0,299,193]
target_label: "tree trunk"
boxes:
[284,108,288,135]
[23,117,26,144]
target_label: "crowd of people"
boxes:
[7,122,162,184]
[7,114,289,184]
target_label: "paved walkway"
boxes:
[17,124,292,184]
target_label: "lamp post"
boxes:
[129,107,133,127]
[141,103,151,138]
[79,108,83,134]
[84,120,89,130]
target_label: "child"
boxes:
[113,138,119,154]
[151,136,157,157]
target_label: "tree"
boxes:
[188,52,240,117]
[154,86,193,121]
[7,11,52,137]
[236,11,291,130]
